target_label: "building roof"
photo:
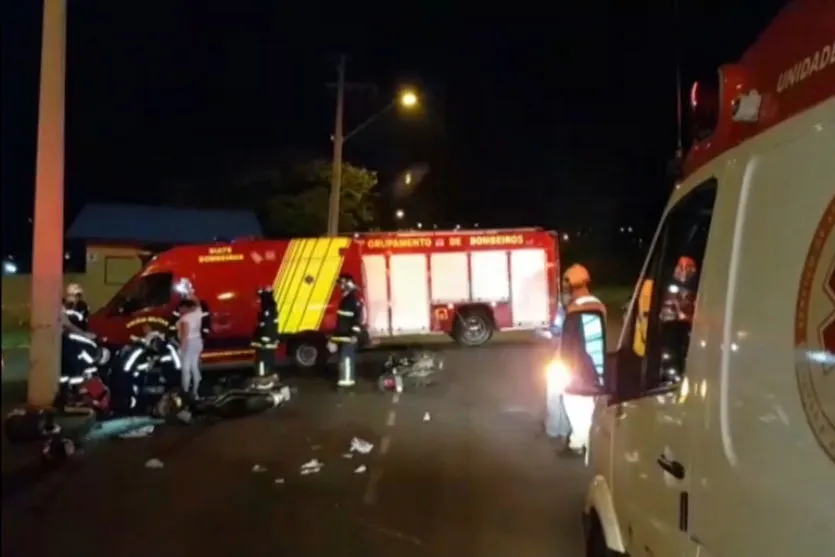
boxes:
[66,203,262,245]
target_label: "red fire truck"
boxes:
[88,227,559,369]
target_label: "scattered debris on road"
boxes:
[145,458,164,469]
[252,464,267,473]
[342,452,354,459]
[274,478,285,484]
[118,424,156,439]
[176,409,193,424]
[354,464,367,474]
[350,437,374,454]
[300,458,323,475]
[423,412,431,422]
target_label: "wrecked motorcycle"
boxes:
[377,350,444,392]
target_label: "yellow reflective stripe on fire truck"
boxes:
[272,238,306,333]
[269,237,350,334]
[272,238,302,309]
[278,240,319,334]
[301,237,349,332]
[280,238,331,333]
[277,239,317,333]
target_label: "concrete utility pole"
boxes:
[327,55,347,236]
[28,0,67,407]
[325,57,417,235]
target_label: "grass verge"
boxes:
[2,329,29,350]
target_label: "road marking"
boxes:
[364,399,397,505]
[380,434,392,454]
[363,468,383,505]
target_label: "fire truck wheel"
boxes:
[292,340,324,369]
[452,308,494,347]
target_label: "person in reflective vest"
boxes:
[331,274,364,388]
[545,264,607,454]
[251,286,279,383]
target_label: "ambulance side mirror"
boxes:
[559,310,609,397]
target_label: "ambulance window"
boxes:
[122,272,173,313]
[621,180,717,395]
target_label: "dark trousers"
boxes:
[254,346,276,377]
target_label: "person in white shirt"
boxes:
[176,299,203,399]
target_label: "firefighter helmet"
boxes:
[173,278,195,297]
[66,283,84,297]
[338,274,357,291]
[563,264,591,288]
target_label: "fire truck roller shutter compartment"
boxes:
[509,248,549,327]
[361,255,390,337]
[389,254,431,334]
[470,250,511,302]
[429,252,469,302]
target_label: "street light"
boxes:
[404,172,412,185]
[395,209,405,220]
[327,58,421,235]
[399,90,418,108]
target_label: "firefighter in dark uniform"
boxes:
[331,274,364,388]
[249,286,280,389]
[63,283,90,331]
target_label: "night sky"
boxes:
[2,0,789,271]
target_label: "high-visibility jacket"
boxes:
[562,294,607,382]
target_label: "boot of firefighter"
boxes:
[337,344,357,388]
[245,347,279,390]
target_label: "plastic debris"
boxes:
[274,478,285,484]
[145,458,164,469]
[423,412,431,422]
[354,464,367,474]
[176,409,193,424]
[118,424,155,439]
[342,452,354,459]
[252,464,266,473]
[300,458,323,475]
[350,437,374,454]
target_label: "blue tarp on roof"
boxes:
[66,203,262,244]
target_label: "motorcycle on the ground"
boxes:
[377,350,444,392]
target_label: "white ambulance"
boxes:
[557,1,835,555]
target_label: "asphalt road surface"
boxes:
[1,342,591,557]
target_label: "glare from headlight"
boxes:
[545,360,572,394]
